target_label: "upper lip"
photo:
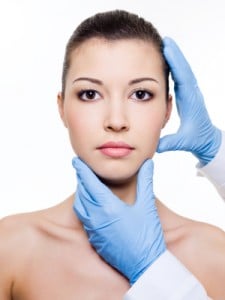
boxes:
[97,141,134,149]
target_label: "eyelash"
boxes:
[130,89,154,101]
[76,89,154,102]
[77,89,101,101]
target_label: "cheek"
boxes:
[136,108,165,156]
[65,106,100,154]
[65,109,87,151]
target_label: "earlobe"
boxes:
[57,92,68,128]
[162,94,172,128]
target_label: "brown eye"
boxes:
[131,89,153,101]
[78,89,101,101]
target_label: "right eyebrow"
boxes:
[72,77,103,85]
[129,77,159,85]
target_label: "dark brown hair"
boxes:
[61,10,169,98]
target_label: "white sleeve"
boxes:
[197,130,225,200]
[124,250,209,300]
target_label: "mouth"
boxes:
[97,141,134,158]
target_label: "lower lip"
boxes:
[99,147,133,158]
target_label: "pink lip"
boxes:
[97,141,134,158]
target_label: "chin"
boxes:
[100,173,135,184]
[93,165,138,187]
[79,155,146,185]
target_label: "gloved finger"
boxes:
[163,37,197,86]
[72,156,125,208]
[75,182,122,230]
[157,132,185,153]
[73,186,91,225]
[136,159,154,206]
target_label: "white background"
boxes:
[0,0,224,230]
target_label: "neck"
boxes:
[101,175,137,205]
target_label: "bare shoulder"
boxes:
[184,221,225,269]
[0,196,76,254]
[0,198,76,298]
[171,220,225,299]
[189,222,225,299]
[0,212,43,262]
[0,212,42,299]
[0,210,45,241]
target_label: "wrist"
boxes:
[195,127,222,166]
[125,250,207,300]
[129,245,166,285]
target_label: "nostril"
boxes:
[104,106,129,132]
[106,124,129,132]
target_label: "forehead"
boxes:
[68,38,164,81]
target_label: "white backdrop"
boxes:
[0,0,224,230]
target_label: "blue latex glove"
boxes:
[157,37,221,165]
[72,157,166,285]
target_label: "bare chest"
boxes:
[13,233,129,300]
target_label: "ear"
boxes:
[162,94,172,128]
[57,92,68,128]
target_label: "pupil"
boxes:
[87,90,95,99]
[137,91,145,99]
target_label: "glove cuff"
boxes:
[195,127,222,166]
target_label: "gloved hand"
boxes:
[72,157,166,285]
[157,37,221,165]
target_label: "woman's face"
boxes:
[58,38,172,184]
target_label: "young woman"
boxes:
[0,10,224,300]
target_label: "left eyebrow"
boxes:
[72,77,103,85]
[128,77,159,85]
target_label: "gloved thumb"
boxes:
[72,156,95,184]
[72,156,124,208]
[72,157,110,205]
[157,133,182,153]
[136,159,154,205]
[73,185,91,225]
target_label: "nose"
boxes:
[104,101,129,133]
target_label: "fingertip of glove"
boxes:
[141,159,154,174]
[163,36,179,62]
[156,140,168,153]
[156,147,163,153]
[163,36,177,48]
[72,156,85,171]
[72,156,78,168]
[163,36,172,45]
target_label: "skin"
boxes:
[0,38,225,300]
[59,38,171,203]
